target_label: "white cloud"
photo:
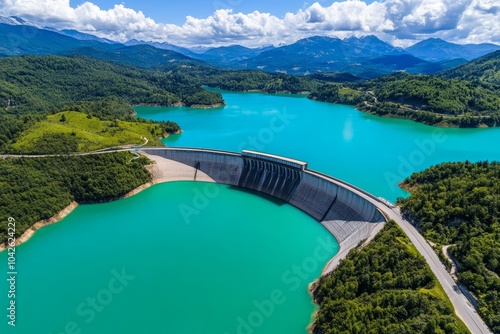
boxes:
[0,0,497,47]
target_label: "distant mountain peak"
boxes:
[0,15,41,28]
[346,35,382,42]
[407,38,499,61]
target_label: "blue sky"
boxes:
[69,0,377,25]
[1,0,498,47]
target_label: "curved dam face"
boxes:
[141,148,386,273]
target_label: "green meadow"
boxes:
[12,111,167,154]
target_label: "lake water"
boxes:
[1,182,337,334]
[2,89,499,334]
[136,89,500,202]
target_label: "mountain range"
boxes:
[0,15,498,78]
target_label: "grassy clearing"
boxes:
[12,111,166,153]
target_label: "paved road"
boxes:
[0,137,149,159]
[385,207,491,334]
[0,148,132,159]
[306,170,491,333]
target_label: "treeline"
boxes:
[0,55,221,151]
[0,55,223,113]
[364,73,499,116]
[440,50,500,92]
[398,161,500,333]
[309,84,366,105]
[164,66,322,94]
[312,220,468,334]
[0,152,151,244]
[308,73,500,127]
[307,50,500,128]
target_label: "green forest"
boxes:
[312,220,468,334]
[0,55,223,113]
[309,74,500,127]
[0,55,221,152]
[0,152,151,244]
[164,66,322,94]
[308,51,500,128]
[398,161,500,333]
[440,50,499,91]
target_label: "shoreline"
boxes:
[306,219,387,333]
[0,157,162,252]
[188,103,225,109]
[133,102,225,109]
[0,201,79,252]
[230,88,310,95]
[0,182,155,253]
[308,97,496,129]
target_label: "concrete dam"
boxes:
[140,148,387,273]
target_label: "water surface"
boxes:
[1,182,337,334]
[136,89,500,201]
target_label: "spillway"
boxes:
[238,155,301,202]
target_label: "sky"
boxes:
[0,0,499,48]
[70,0,354,25]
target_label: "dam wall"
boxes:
[142,148,243,185]
[238,151,305,202]
[140,147,386,273]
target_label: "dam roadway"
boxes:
[1,147,492,333]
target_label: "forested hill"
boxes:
[398,161,500,333]
[308,50,500,128]
[61,44,209,69]
[0,55,223,113]
[439,50,500,91]
[313,220,469,334]
[163,66,322,94]
[0,55,223,151]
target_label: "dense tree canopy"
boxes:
[308,73,500,127]
[440,50,500,92]
[0,152,151,244]
[162,66,322,94]
[313,220,468,334]
[0,55,221,151]
[398,161,500,332]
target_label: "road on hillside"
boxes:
[0,148,132,159]
[324,173,492,333]
[0,137,149,159]
[385,207,492,334]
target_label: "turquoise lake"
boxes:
[136,89,500,202]
[1,89,499,333]
[1,182,337,334]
